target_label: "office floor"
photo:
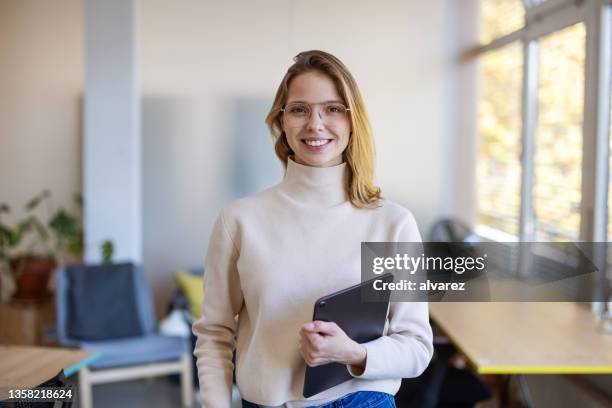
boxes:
[86,378,241,408]
[88,377,498,408]
[89,377,498,408]
[84,375,612,408]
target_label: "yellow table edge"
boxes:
[478,366,612,375]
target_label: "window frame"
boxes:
[475,0,612,244]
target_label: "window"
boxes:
[533,23,586,241]
[480,0,525,44]
[475,0,611,245]
[609,72,612,242]
[477,43,523,236]
[606,8,612,248]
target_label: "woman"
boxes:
[193,50,433,408]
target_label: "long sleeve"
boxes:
[192,210,244,407]
[348,211,434,380]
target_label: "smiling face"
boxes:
[281,71,351,168]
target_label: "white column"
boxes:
[83,0,141,263]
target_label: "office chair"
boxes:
[56,263,192,408]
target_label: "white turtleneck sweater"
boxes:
[193,158,433,407]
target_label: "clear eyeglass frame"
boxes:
[280,102,351,127]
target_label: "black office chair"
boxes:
[428,218,474,243]
[396,343,492,408]
[0,370,74,408]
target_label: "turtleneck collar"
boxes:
[279,157,349,206]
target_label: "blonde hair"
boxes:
[265,50,381,208]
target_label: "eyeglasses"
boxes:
[280,102,350,127]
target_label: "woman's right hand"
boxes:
[299,321,367,371]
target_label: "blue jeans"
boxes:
[242,391,396,408]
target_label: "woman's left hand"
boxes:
[299,321,366,371]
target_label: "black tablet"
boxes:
[302,273,394,398]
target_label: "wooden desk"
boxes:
[0,345,100,400]
[430,302,612,374]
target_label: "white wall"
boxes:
[139,0,455,315]
[0,0,83,229]
[448,0,479,225]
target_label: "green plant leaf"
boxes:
[0,225,15,246]
[25,189,51,211]
[49,209,79,237]
[7,230,19,247]
[67,234,84,257]
[15,219,33,244]
[31,216,50,241]
[101,240,114,263]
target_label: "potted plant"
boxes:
[0,190,84,300]
[47,194,84,266]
